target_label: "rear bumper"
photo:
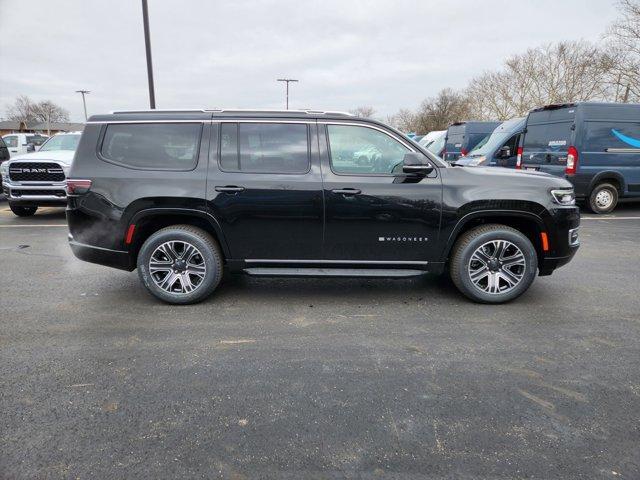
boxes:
[68,234,134,271]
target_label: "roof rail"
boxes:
[110,108,353,116]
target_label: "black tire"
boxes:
[9,204,37,217]
[449,224,538,304]
[137,225,223,305]
[588,183,618,214]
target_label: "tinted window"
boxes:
[327,124,409,174]
[0,137,6,148]
[4,136,18,148]
[26,135,47,146]
[523,122,573,153]
[101,123,201,169]
[584,121,640,151]
[219,123,309,174]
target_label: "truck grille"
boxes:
[8,162,65,182]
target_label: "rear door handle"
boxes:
[331,188,361,196]
[215,185,245,193]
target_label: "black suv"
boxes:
[67,109,580,304]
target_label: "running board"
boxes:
[243,267,428,278]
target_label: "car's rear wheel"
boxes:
[137,225,223,304]
[449,224,538,303]
[9,204,38,217]
[588,183,618,214]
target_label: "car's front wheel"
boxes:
[449,224,538,303]
[9,204,38,217]
[137,225,223,304]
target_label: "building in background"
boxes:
[0,121,84,136]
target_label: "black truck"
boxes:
[66,109,580,304]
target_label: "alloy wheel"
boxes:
[148,240,207,294]
[467,240,526,294]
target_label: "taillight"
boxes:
[66,179,92,195]
[460,148,468,156]
[515,146,523,169]
[441,148,447,159]
[566,146,578,175]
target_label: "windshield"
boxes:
[40,134,81,152]
[427,133,446,156]
[467,119,524,156]
[467,131,508,156]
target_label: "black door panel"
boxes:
[206,121,324,260]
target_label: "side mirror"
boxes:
[497,145,511,158]
[402,152,434,175]
[26,143,35,152]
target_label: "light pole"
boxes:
[141,0,156,109]
[277,78,298,110]
[76,90,90,121]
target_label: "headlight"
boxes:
[467,156,486,166]
[0,162,8,178]
[551,188,575,205]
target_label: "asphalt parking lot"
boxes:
[1,201,639,479]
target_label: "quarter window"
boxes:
[327,124,409,175]
[219,123,309,174]
[100,123,202,169]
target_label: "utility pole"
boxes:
[142,0,156,109]
[277,78,298,110]
[76,90,90,120]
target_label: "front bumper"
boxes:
[3,179,67,206]
[539,206,580,275]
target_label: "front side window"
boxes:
[100,123,201,169]
[40,134,81,152]
[327,124,409,174]
[4,136,18,148]
[220,123,309,174]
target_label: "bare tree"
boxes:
[414,88,472,132]
[5,96,70,132]
[32,101,70,134]
[349,106,376,118]
[606,0,640,102]
[386,108,417,132]
[467,41,622,119]
[6,95,38,125]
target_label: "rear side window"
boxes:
[100,123,202,170]
[523,122,573,152]
[4,136,18,148]
[219,123,310,174]
[584,122,640,151]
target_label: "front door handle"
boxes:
[332,188,361,196]
[215,185,245,193]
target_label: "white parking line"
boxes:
[581,216,640,220]
[0,224,67,228]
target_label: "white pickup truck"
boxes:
[0,131,81,216]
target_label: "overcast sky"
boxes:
[0,0,619,122]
